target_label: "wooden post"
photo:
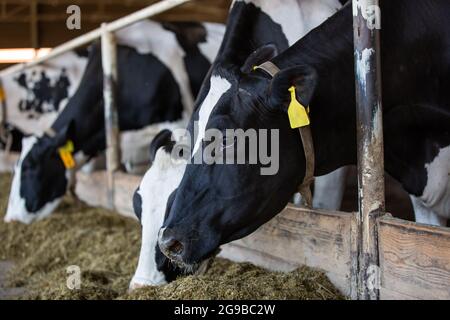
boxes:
[30,0,39,50]
[101,23,121,210]
[0,78,7,146]
[352,0,385,300]
[0,78,5,126]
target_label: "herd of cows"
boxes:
[0,0,449,290]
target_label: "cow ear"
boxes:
[241,44,279,74]
[268,65,318,113]
[150,129,174,163]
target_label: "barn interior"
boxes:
[0,0,415,219]
[0,0,449,301]
[0,0,231,70]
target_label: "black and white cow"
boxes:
[5,20,225,224]
[130,129,188,289]
[0,50,88,153]
[0,49,89,136]
[158,0,450,270]
[215,0,350,210]
[131,0,349,286]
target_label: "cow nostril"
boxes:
[167,239,184,255]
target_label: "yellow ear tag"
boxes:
[288,86,310,129]
[58,140,76,169]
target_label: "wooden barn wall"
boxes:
[378,217,450,300]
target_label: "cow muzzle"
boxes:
[158,227,186,265]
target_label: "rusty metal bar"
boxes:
[352,0,385,300]
[101,23,120,210]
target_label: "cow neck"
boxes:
[271,3,353,72]
[44,127,93,170]
[271,4,357,175]
[254,61,315,208]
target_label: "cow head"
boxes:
[5,123,75,224]
[158,45,318,270]
[130,130,187,289]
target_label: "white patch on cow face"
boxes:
[192,75,232,156]
[130,148,186,289]
[233,0,342,46]
[4,136,62,224]
[413,145,450,225]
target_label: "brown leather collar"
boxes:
[254,61,315,207]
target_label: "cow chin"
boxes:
[5,175,62,224]
[167,253,217,276]
[158,225,221,274]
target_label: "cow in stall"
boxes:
[130,0,350,288]
[157,0,450,271]
[129,129,188,289]
[5,20,225,224]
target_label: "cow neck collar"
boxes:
[254,61,315,208]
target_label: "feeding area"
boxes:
[0,173,342,300]
[0,0,449,302]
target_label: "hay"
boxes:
[0,173,141,299]
[0,173,343,300]
[123,259,343,300]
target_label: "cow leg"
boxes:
[410,196,447,227]
[312,166,349,210]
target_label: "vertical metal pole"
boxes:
[101,23,121,210]
[352,0,385,300]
